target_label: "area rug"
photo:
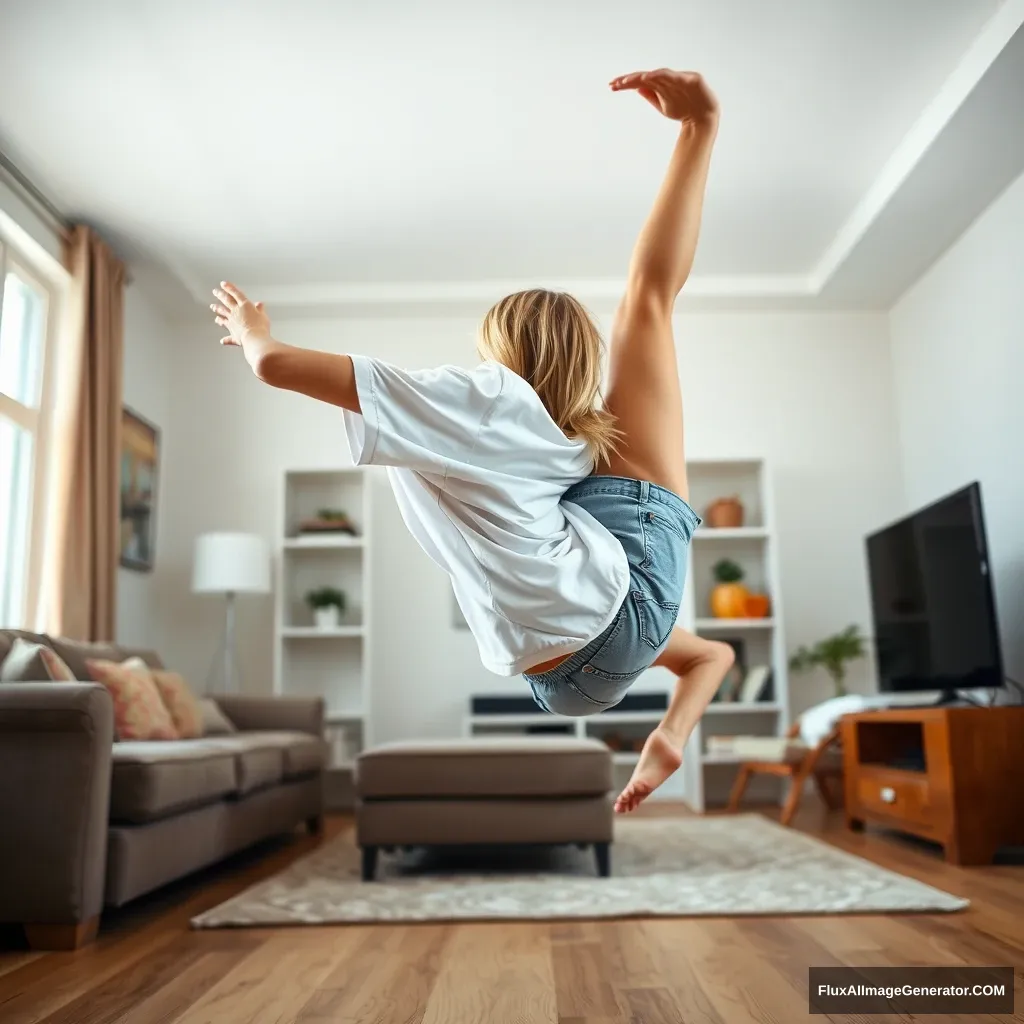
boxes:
[191,814,967,927]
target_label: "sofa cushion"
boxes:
[0,630,52,669]
[242,731,329,778]
[205,735,285,795]
[151,670,204,739]
[202,732,327,789]
[356,737,613,799]
[86,658,178,740]
[0,639,75,682]
[110,740,238,823]
[199,698,238,736]
[277,733,328,777]
[48,637,164,681]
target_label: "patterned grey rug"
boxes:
[191,814,967,927]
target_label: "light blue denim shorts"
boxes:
[524,476,701,716]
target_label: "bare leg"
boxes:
[598,71,719,498]
[615,628,733,813]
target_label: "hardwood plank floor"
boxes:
[1,801,1021,1024]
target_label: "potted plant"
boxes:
[710,559,748,618]
[710,559,772,619]
[789,624,868,698]
[306,586,346,630]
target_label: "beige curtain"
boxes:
[39,225,125,640]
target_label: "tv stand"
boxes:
[841,706,1024,865]
[928,690,986,708]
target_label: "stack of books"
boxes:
[705,734,808,761]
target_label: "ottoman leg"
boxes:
[594,842,611,878]
[361,845,379,882]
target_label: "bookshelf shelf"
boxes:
[274,468,372,811]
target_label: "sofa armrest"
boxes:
[0,683,113,928]
[216,695,325,737]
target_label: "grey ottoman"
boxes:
[354,737,614,880]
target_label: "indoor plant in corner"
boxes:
[789,624,868,697]
[306,586,346,630]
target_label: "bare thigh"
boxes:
[597,299,687,499]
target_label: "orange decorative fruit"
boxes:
[745,593,771,618]
[711,583,751,618]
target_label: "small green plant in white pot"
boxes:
[306,586,346,630]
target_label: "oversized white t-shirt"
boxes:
[341,356,630,676]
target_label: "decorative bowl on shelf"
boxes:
[298,509,358,536]
[705,496,744,529]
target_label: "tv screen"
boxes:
[866,483,1003,695]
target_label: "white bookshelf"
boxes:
[462,457,789,811]
[683,458,790,810]
[274,469,372,807]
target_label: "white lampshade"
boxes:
[192,533,270,594]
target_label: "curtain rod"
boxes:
[0,148,134,285]
[0,149,70,237]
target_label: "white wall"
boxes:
[890,170,1024,687]
[157,310,903,736]
[116,284,174,649]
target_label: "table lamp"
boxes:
[192,532,270,693]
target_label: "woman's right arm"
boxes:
[611,70,720,313]
[211,283,361,412]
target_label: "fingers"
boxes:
[609,68,699,91]
[220,281,248,304]
[255,301,264,312]
[220,336,240,346]
[609,71,649,91]
[210,303,231,318]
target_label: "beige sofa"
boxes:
[0,630,327,950]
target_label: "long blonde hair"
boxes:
[478,290,620,467]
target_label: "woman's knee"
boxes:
[705,640,735,669]
[656,632,734,675]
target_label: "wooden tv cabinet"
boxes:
[841,706,1024,865]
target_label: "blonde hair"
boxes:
[478,290,620,467]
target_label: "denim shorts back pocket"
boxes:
[632,505,687,650]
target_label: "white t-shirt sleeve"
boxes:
[342,356,504,471]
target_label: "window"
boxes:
[0,245,52,628]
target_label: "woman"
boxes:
[211,68,734,812]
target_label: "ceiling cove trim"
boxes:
[179,1,1024,312]
[231,274,816,308]
[810,0,1024,292]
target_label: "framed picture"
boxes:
[119,406,159,572]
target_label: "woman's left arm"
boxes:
[211,283,360,413]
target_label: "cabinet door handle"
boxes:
[880,786,896,804]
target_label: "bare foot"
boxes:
[614,726,683,813]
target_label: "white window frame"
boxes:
[0,235,64,629]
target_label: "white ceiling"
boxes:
[1,0,1022,313]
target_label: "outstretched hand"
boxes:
[210,282,271,347]
[610,69,719,128]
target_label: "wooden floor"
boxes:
[1,802,1021,1024]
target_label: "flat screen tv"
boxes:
[866,483,1003,701]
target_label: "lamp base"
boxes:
[204,592,242,695]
